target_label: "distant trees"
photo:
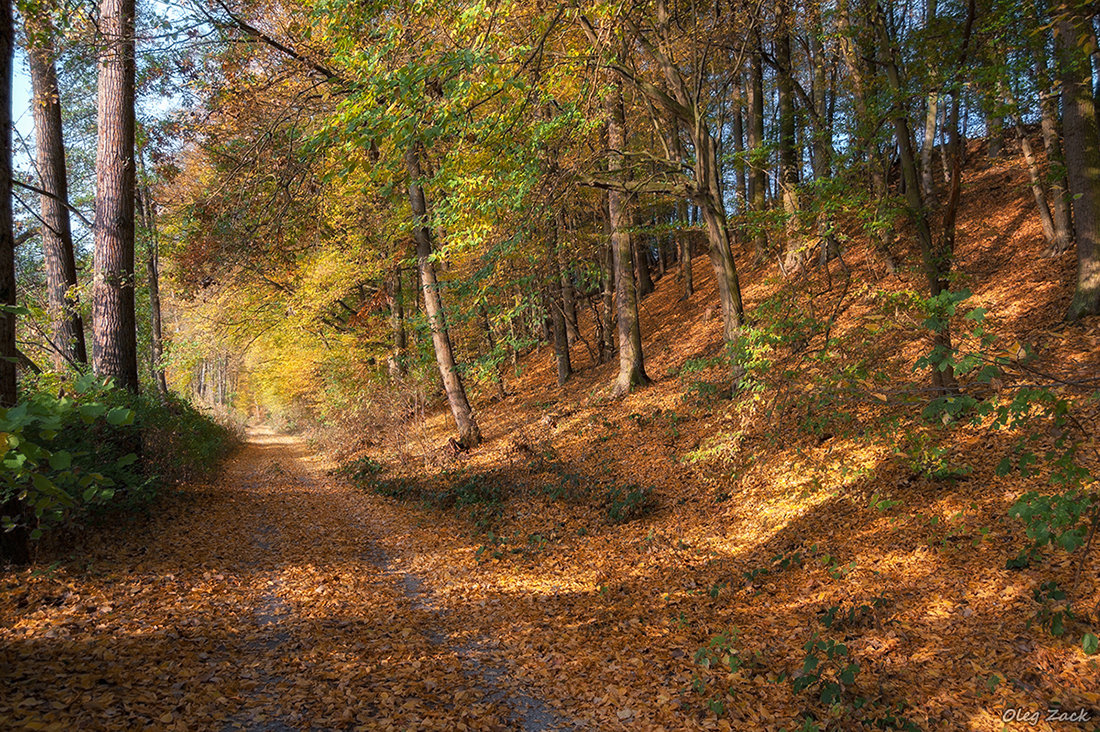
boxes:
[146,0,1100,438]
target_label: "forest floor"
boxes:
[0,428,575,731]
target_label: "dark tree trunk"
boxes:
[599,195,616,363]
[0,0,27,564]
[748,42,768,261]
[633,203,654,298]
[25,7,86,369]
[136,186,168,395]
[1055,4,1100,320]
[678,199,693,299]
[548,246,572,386]
[92,0,139,392]
[386,260,407,377]
[607,79,648,397]
[405,144,482,446]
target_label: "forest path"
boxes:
[0,429,572,731]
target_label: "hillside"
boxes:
[333,143,1100,729]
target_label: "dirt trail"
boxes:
[0,429,573,731]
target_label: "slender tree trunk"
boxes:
[875,2,960,393]
[405,144,481,446]
[1034,42,1075,253]
[731,78,747,212]
[678,199,693,299]
[137,187,168,395]
[607,80,648,397]
[599,193,616,362]
[921,92,939,204]
[478,303,506,399]
[548,239,572,385]
[633,202,654,298]
[837,0,897,271]
[777,17,803,275]
[25,7,86,369]
[386,260,407,377]
[92,0,138,392]
[0,0,26,563]
[1056,4,1100,319]
[748,42,768,261]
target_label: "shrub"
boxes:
[605,484,656,524]
[0,374,235,562]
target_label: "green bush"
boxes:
[0,374,235,561]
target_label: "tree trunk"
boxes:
[1034,40,1075,255]
[678,199,693,299]
[599,193,616,363]
[1056,4,1100,320]
[548,244,572,386]
[385,261,407,377]
[137,186,168,395]
[633,203,654,298]
[92,0,139,392]
[837,0,897,271]
[607,80,648,397]
[875,2,959,393]
[921,92,939,205]
[777,17,803,275]
[0,0,27,564]
[748,42,768,261]
[25,6,86,369]
[405,144,482,446]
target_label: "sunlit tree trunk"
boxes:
[25,7,86,369]
[1033,38,1075,255]
[405,144,481,446]
[776,13,803,275]
[92,0,139,392]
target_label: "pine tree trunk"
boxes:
[92,0,139,392]
[405,144,482,446]
[607,80,648,397]
[1055,4,1100,320]
[25,7,86,369]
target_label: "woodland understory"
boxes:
[1,0,1100,730]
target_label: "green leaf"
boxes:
[106,407,134,426]
[79,403,107,421]
[1083,633,1099,655]
[48,451,72,471]
[82,486,98,502]
[116,453,138,468]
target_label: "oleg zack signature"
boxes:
[1001,707,1094,725]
